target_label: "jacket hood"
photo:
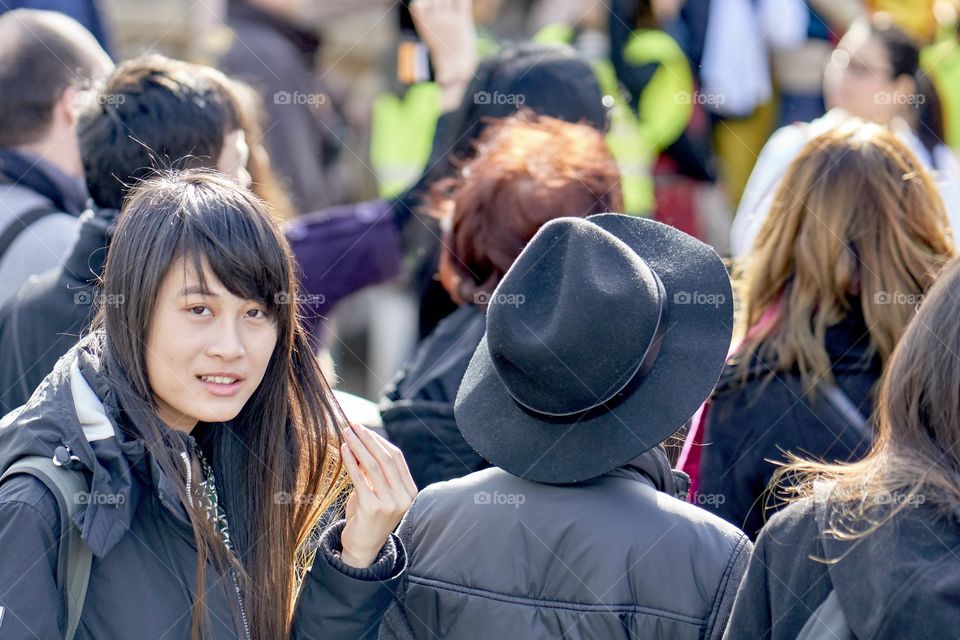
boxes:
[0,332,190,557]
[812,486,960,638]
[612,446,690,499]
[63,207,117,285]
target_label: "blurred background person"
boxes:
[0,10,112,306]
[730,17,960,256]
[208,0,356,213]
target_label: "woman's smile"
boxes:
[197,372,246,397]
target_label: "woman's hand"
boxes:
[410,0,478,111]
[339,423,418,568]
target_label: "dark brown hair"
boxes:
[79,55,240,210]
[429,112,623,305]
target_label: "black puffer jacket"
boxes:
[380,305,489,489]
[0,337,405,639]
[379,448,752,640]
[697,308,881,538]
[725,492,960,639]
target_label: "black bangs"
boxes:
[162,172,291,316]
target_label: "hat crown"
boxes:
[486,218,667,417]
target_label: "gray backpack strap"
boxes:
[1,455,92,640]
[796,591,854,640]
[796,486,854,640]
[818,383,873,444]
[0,203,62,259]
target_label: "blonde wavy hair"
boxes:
[735,122,955,391]
[775,257,960,539]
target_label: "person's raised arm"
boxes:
[410,0,478,112]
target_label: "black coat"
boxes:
[379,448,752,639]
[724,493,960,639]
[0,208,112,416]
[0,337,405,639]
[380,305,489,489]
[697,309,880,538]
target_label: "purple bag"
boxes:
[285,199,403,345]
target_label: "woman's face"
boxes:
[145,258,278,432]
[823,26,914,124]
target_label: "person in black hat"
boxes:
[378,214,752,640]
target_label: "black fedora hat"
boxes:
[454,214,733,484]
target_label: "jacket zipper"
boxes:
[179,450,251,640]
[230,569,252,640]
[180,451,193,507]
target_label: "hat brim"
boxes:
[454,214,733,484]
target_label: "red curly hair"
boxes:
[429,112,623,305]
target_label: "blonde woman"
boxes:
[693,122,954,538]
[725,256,960,638]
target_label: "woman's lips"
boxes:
[197,375,243,397]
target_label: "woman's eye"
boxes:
[189,305,211,316]
[247,308,268,319]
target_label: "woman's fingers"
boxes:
[344,425,418,508]
[342,425,388,490]
[340,442,375,499]
[369,429,419,497]
[344,427,406,510]
[349,424,410,494]
[351,424,418,497]
[339,426,419,569]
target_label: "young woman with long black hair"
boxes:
[0,170,416,639]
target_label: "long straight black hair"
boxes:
[94,169,347,639]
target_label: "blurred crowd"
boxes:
[3,0,960,638]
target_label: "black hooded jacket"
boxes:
[0,336,405,639]
[0,208,113,415]
[380,305,489,489]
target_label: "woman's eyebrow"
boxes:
[178,285,219,297]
